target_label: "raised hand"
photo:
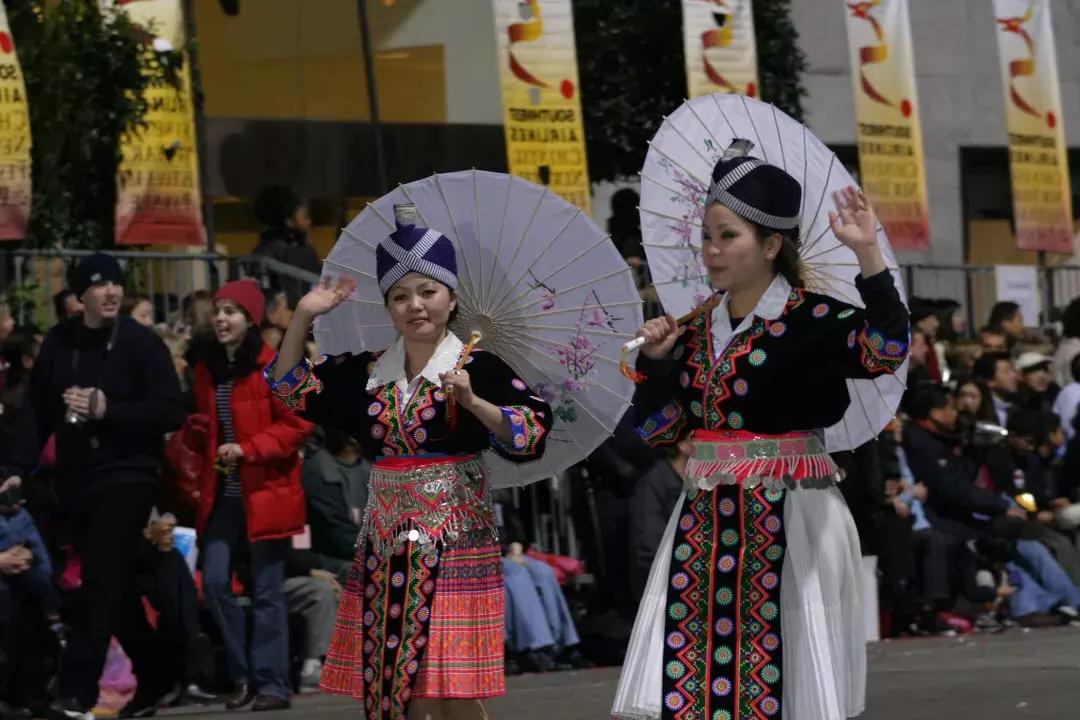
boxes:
[828,186,885,277]
[296,275,357,319]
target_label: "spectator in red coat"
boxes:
[191,281,312,712]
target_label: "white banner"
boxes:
[993,0,1073,254]
[682,0,759,99]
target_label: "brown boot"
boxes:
[251,696,291,712]
[224,684,255,711]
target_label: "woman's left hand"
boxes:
[217,443,244,464]
[829,186,879,253]
[439,368,477,409]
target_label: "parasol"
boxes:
[636,93,909,451]
[315,170,643,487]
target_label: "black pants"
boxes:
[0,575,56,709]
[135,545,201,687]
[873,511,952,624]
[57,480,163,709]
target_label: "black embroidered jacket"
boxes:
[634,270,909,445]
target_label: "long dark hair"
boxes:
[200,326,264,384]
[752,223,805,289]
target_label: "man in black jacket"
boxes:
[2,254,185,720]
[901,385,1026,538]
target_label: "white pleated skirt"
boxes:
[612,485,866,720]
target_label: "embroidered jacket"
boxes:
[265,332,552,462]
[635,269,909,446]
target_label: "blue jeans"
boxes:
[1010,539,1080,616]
[502,557,579,652]
[202,497,290,698]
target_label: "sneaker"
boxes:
[974,612,1003,633]
[519,648,555,673]
[46,701,93,720]
[1055,604,1080,620]
[118,684,179,719]
[560,647,589,669]
[299,659,322,693]
[185,684,220,703]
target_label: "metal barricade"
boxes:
[0,249,322,328]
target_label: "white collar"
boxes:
[366,331,464,391]
[710,274,792,359]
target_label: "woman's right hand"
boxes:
[296,275,357,319]
[636,314,680,359]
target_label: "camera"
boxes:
[65,408,86,426]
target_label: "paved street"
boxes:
[164,628,1080,720]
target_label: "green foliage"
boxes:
[573,0,686,183]
[753,0,808,122]
[573,0,808,182]
[6,0,183,248]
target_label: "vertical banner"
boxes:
[492,0,590,213]
[111,0,204,246]
[843,0,930,251]
[993,0,1072,254]
[0,1,31,241]
[682,0,759,99]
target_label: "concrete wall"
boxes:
[370,0,502,125]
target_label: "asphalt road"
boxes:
[162,627,1080,719]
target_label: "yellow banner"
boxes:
[112,0,204,246]
[843,0,930,251]
[0,1,31,241]
[682,0,759,99]
[492,0,590,213]
[993,0,1072,254]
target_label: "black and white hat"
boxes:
[707,139,802,241]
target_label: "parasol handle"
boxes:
[446,330,483,406]
[620,295,722,353]
[455,330,483,370]
[619,295,721,384]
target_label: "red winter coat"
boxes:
[192,344,314,542]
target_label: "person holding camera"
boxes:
[2,253,185,720]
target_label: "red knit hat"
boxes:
[214,280,265,323]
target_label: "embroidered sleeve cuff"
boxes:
[491,405,548,458]
[264,356,323,411]
[636,401,687,447]
[854,326,908,375]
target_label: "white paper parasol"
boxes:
[638,93,908,451]
[314,170,643,487]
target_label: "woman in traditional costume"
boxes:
[267,208,552,720]
[612,150,909,720]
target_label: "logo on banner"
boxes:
[508,0,575,104]
[847,0,912,117]
[699,0,757,96]
[996,2,1055,128]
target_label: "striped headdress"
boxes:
[376,204,458,295]
[707,139,802,242]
